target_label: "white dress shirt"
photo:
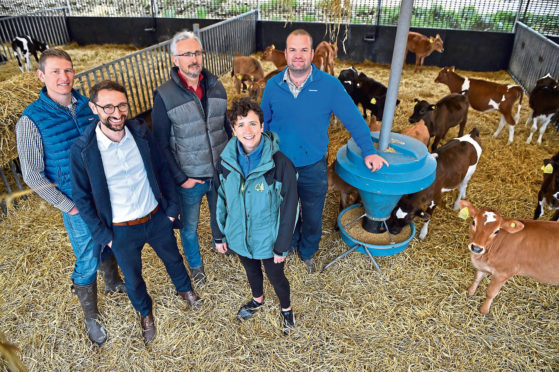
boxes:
[95,123,158,223]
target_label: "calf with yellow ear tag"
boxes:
[458,200,559,315]
[534,152,559,221]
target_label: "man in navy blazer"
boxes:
[70,80,201,345]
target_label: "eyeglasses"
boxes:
[92,102,129,114]
[174,51,203,58]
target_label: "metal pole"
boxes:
[513,0,523,33]
[378,0,414,151]
[66,0,72,16]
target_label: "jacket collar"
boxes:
[38,87,82,110]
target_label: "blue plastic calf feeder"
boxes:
[321,133,436,273]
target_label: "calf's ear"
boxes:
[458,200,477,218]
[500,219,524,234]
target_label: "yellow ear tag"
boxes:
[542,163,554,173]
[429,38,434,44]
[459,207,469,220]
[370,97,377,104]
[510,222,516,228]
[236,75,242,80]
[431,105,436,110]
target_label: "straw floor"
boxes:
[1,53,559,371]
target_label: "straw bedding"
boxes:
[1,50,559,371]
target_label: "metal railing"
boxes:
[73,10,258,117]
[1,1,558,36]
[508,22,559,93]
[0,7,70,62]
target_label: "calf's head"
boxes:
[431,34,444,53]
[434,66,455,85]
[458,200,524,256]
[338,67,358,94]
[409,98,435,124]
[261,45,276,61]
[541,156,559,208]
[386,198,428,234]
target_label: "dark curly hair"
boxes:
[226,97,264,128]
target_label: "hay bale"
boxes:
[1,56,558,371]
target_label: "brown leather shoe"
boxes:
[141,312,156,344]
[178,290,202,310]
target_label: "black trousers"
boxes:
[238,255,291,309]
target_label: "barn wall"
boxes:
[67,17,218,47]
[69,17,517,71]
[257,21,515,72]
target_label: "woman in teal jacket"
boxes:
[210,98,298,334]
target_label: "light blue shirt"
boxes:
[95,123,158,223]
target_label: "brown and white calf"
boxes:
[409,93,469,151]
[12,35,48,73]
[525,74,559,144]
[261,45,286,69]
[533,151,559,221]
[232,56,264,94]
[435,67,524,145]
[387,128,482,240]
[405,32,444,73]
[459,200,559,314]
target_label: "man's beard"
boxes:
[185,63,202,78]
[101,115,126,132]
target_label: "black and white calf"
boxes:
[12,35,49,73]
[0,53,7,65]
[525,74,559,145]
[534,151,559,221]
[387,128,482,240]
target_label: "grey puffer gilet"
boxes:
[156,67,228,178]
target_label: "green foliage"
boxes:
[162,8,175,17]
[196,6,208,18]
[260,0,298,12]
[231,5,250,14]
[303,14,316,22]
[378,4,559,34]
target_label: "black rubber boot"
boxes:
[72,281,107,346]
[99,255,127,294]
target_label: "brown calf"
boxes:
[401,120,430,146]
[261,45,286,69]
[405,32,444,73]
[247,69,283,102]
[435,67,524,145]
[313,41,337,75]
[232,56,264,94]
[369,115,430,146]
[387,128,482,240]
[459,200,559,314]
[409,94,470,151]
[533,151,559,221]
[327,162,360,218]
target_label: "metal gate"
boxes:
[508,21,559,93]
[0,7,70,63]
[73,9,258,117]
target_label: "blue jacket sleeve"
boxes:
[69,143,113,248]
[151,93,189,186]
[330,78,377,157]
[261,83,273,132]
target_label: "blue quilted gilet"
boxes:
[22,87,97,199]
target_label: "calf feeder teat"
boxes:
[322,0,436,272]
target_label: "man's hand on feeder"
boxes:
[364,154,389,172]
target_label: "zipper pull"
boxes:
[241,181,245,193]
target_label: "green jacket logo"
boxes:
[255,182,265,192]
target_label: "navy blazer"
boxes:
[70,118,181,248]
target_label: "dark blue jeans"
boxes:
[293,157,328,260]
[177,178,216,269]
[111,208,192,316]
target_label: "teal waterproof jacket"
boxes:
[210,132,298,259]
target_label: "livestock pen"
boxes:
[1,3,559,371]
